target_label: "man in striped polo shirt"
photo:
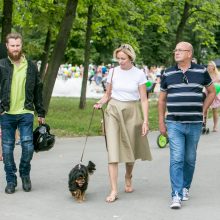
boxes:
[158,42,216,209]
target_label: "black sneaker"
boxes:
[21,176,32,192]
[5,183,16,194]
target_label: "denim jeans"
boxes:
[166,121,202,198]
[95,76,102,85]
[1,113,34,184]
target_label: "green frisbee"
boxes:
[157,134,169,148]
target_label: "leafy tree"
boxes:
[1,0,220,113]
[79,3,93,109]
[166,0,220,63]
[1,0,13,43]
[43,0,79,112]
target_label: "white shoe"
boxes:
[182,188,189,201]
[170,193,181,209]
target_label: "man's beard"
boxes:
[8,50,22,61]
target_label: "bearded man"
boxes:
[0,32,45,194]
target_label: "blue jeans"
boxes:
[1,113,34,184]
[166,121,202,198]
[95,76,102,85]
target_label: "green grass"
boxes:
[148,100,159,130]
[39,97,159,137]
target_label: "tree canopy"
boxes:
[1,0,219,65]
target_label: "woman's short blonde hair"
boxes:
[113,44,136,62]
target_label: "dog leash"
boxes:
[80,107,108,163]
[100,107,108,152]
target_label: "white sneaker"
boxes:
[170,194,181,209]
[182,188,189,201]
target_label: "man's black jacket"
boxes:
[0,58,45,117]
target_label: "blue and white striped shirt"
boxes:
[160,63,212,123]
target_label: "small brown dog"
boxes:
[68,161,96,202]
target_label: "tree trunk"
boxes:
[175,1,191,45]
[43,0,78,112]
[1,0,13,43]
[40,29,51,81]
[79,4,93,109]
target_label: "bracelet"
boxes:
[143,121,148,124]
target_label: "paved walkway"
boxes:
[0,120,220,220]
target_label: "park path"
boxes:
[0,120,219,220]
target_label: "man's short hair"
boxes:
[6,33,23,43]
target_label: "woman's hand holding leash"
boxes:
[94,94,110,110]
[93,102,103,109]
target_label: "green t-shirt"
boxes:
[7,56,34,115]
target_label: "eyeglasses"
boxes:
[183,74,188,84]
[173,49,190,53]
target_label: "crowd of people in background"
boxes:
[55,60,220,100]
[57,62,115,92]
[56,62,165,96]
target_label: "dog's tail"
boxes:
[87,161,96,175]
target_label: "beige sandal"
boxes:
[106,192,118,203]
[125,175,133,193]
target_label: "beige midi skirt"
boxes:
[105,99,152,163]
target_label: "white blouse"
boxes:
[107,66,147,101]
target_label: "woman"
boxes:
[207,61,220,131]
[94,44,152,202]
